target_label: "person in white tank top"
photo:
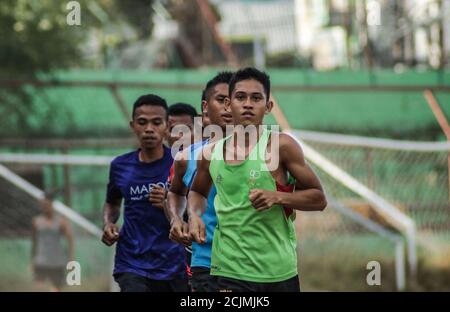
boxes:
[31,191,74,292]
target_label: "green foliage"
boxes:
[0,0,89,78]
[0,0,156,137]
[0,0,90,137]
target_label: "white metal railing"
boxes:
[292,129,450,152]
[0,154,113,166]
[286,131,417,279]
[328,196,406,291]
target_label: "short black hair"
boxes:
[168,103,198,122]
[132,94,168,119]
[229,67,270,100]
[201,71,234,104]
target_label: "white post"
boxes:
[395,240,406,291]
[331,197,407,291]
[286,131,418,276]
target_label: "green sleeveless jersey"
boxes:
[209,128,298,282]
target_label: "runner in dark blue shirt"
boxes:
[101,94,188,292]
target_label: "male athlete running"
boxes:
[101,94,188,292]
[187,68,327,292]
[167,102,198,149]
[166,72,233,292]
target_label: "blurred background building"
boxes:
[73,0,450,70]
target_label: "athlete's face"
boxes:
[227,79,272,127]
[167,114,194,148]
[202,83,233,129]
[130,105,167,150]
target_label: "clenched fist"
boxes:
[149,185,167,209]
[249,189,281,212]
[102,222,120,246]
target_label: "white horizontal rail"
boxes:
[0,164,103,237]
[328,197,405,291]
[0,153,112,166]
[286,131,417,276]
[292,129,450,152]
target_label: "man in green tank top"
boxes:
[187,67,327,292]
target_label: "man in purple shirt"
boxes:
[101,94,188,292]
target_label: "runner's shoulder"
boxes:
[277,132,302,148]
[270,132,304,160]
[111,150,138,166]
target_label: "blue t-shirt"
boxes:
[182,141,217,269]
[106,148,186,280]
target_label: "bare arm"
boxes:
[101,198,121,246]
[250,133,327,212]
[188,146,213,215]
[187,145,213,244]
[278,133,327,211]
[103,199,121,225]
[278,163,327,211]
[166,151,189,224]
[166,150,190,245]
[149,185,166,210]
